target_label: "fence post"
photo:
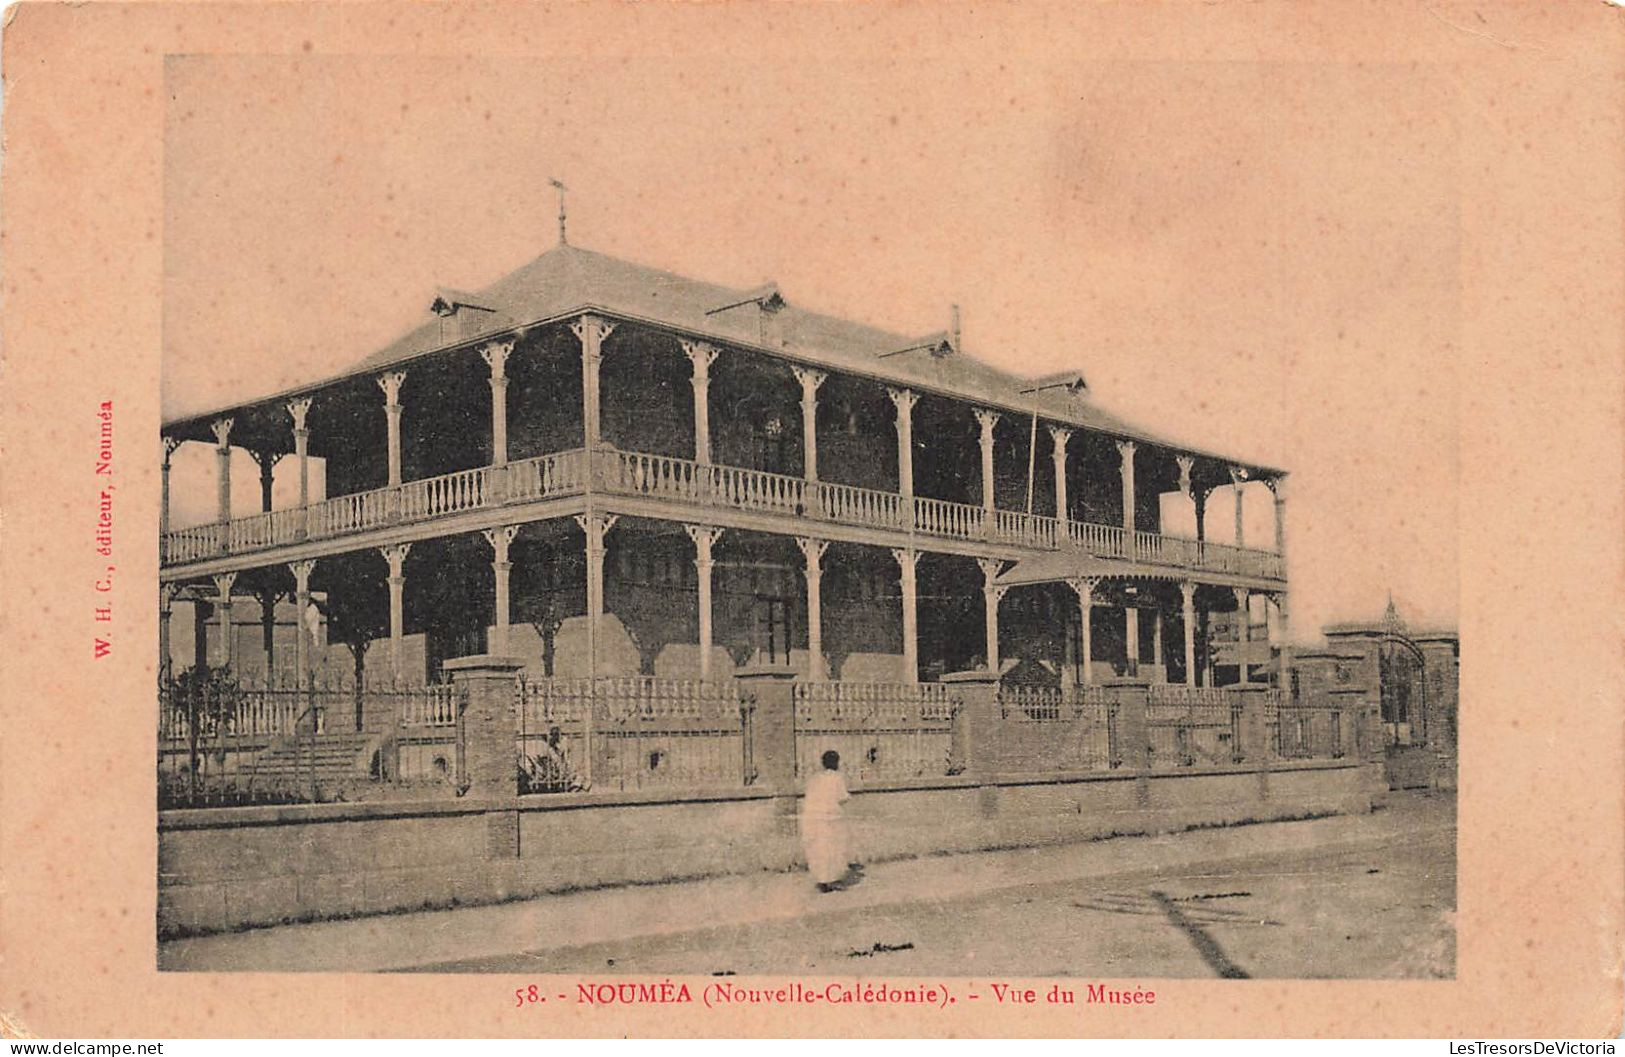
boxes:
[1104,677,1150,771]
[942,670,1000,779]
[736,665,798,792]
[1232,683,1273,802]
[443,654,526,799]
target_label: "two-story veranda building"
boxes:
[159,242,1289,695]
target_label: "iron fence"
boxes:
[994,685,1118,772]
[793,681,957,785]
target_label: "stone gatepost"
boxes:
[1232,683,1274,801]
[736,665,798,792]
[942,669,1000,779]
[443,654,526,858]
[1102,676,1150,806]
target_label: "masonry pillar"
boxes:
[686,524,724,679]
[211,418,233,546]
[287,398,312,538]
[1049,425,1072,521]
[1180,580,1198,688]
[378,372,407,488]
[482,339,514,467]
[977,558,1006,674]
[793,367,826,481]
[573,315,616,451]
[1233,683,1275,798]
[381,543,411,680]
[483,525,520,655]
[1232,587,1250,685]
[1105,676,1151,776]
[1065,576,1098,686]
[943,669,1000,779]
[211,571,236,669]
[1230,465,1247,547]
[442,654,526,806]
[737,665,798,792]
[576,512,618,680]
[892,547,920,683]
[974,409,1000,511]
[796,537,829,680]
[683,340,719,465]
[887,387,918,499]
[289,559,315,693]
[1116,439,1137,535]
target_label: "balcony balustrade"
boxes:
[161,446,1285,582]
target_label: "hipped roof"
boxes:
[163,243,1285,476]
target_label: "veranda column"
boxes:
[160,437,180,540]
[686,524,724,680]
[381,543,411,680]
[287,398,312,537]
[1179,580,1198,687]
[158,582,178,683]
[481,340,515,466]
[1175,454,1195,537]
[257,585,278,676]
[254,450,281,512]
[887,387,918,498]
[1194,488,1210,542]
[575,512,618,679]
[1268,477,1291,681]
[1231,586,1250,684]
[977,558,1007,674]
[792,367,826,481]
[211,417,234,532]
[572,315,616,450]
[796,537,829,680]
[289,559,315,692]
[378,371,407,487]
[1271,591,1292,689]
[1230,465,1247,547]
[974,409,1000,511]
[1050,426,1073,522]
[1268,476,1287,558]
[1152,610,1164,682]
[1125,604,1140,677]
[1115,439,1137,535]
[483,525,520,654]
[891,547,920,684]
[1065,577,1099,686]
[211,571,237,669]
[682,341,720,465]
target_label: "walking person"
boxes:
[800,749,852,892]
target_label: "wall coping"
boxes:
[442,654,527,673]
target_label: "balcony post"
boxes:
[792,367,826,482]
[796,536,829,680]
[253,449,282,514]
[1049,425,1073,521]
[160,437,180,549]
[482,525,520,654]
[289,559,315,693]
[211,571,237,669]
[287,398,312,538]
[211,417,234,546]
[1232,586,1250,684]
[1229,465,1247,547]
[1268,475,1287,557]
[978,558,1007,674]
[481,340,515,467]
[381,543,411,680]
[1194,487,1209,543]
[1064,576,1099,686]
[682,340,720,465]
[1180,580,1198,687]
[576,512,618,680]
[891,547,920,683]
[887,387,918,499]
[376,371,407,488]
[974,409,1000,511]
[572,315,616,452]
[158,582,178,684]
[685,524,724,680]
[1116,439,1137,536]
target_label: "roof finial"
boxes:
[549,178,568,245]
[950,303,961,353]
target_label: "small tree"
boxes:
[165,663,241,803]
[323,588,386,728]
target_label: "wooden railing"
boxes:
[162,445,1286,582]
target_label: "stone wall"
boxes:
[158,758,1377,937]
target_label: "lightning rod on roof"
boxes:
[549,178,568,245]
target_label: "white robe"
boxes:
[800,769,851,884]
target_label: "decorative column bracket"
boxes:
[378,371,408,494]
[681,340,721,466]
[1115,439,1137,537]
[481,339,516,471]
[1175,454,1194,498]
[211,571,238,669]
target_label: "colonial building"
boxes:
[159,240,1290,695]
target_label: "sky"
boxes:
[162,52,1460,640]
